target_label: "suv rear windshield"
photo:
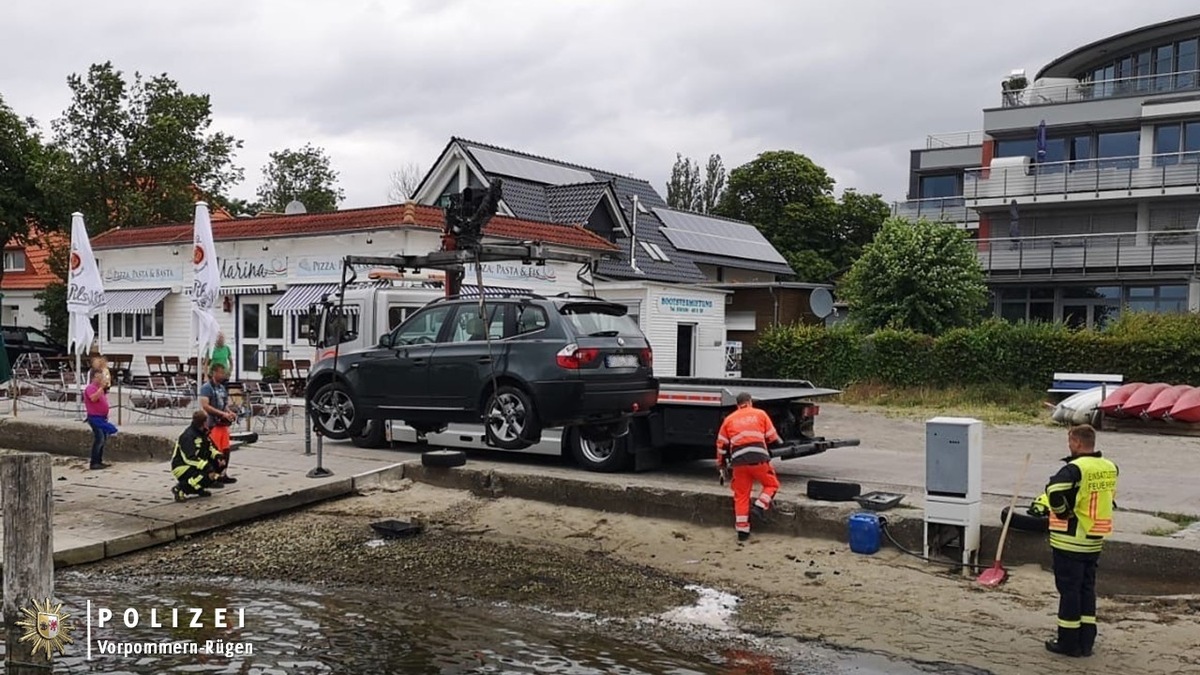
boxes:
[559,303,642,338]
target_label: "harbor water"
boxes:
[1,574,988,674]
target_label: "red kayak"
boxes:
[1170,387,1200,423]
[1145,385,1193,419]
[1098,382,1146,417]
[1121,382,1172,417]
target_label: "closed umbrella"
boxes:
[191,202,222,401]
[66,213,107,416]
[1036,119,1048,164]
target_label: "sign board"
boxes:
[292,256,346,279]
[101,263,184,286]
[466,262,561,287]
[659,295,716,315]
[220,257,288,282]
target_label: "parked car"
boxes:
[305,293,659,450]
[2,325,67,366]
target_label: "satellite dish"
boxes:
[284,200,307,215]
[809,288,834,319]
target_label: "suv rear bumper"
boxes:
[531,379,659,426]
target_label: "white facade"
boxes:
[599,282,728,378]
[1,290,46,330]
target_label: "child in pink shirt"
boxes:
[84,370,116,469]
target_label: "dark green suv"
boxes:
[306,294,659,450]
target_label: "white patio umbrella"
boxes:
[190,202,222,401]
[65,212,107,417]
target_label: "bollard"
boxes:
[116,380,123,426]
[2,453,60,672]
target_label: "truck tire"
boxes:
[350,419,388,449]
[422,449,466,468]
[806,479,861,502]
[566,426,631,473]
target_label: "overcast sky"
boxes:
[3,1,1197,211]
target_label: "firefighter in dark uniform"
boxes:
[171,410,228,501]
[1044,423,1119,657]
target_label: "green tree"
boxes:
[33,245,69,344]
[839,217,988,335]
[715,150,888,282]
[0,94,67,294]
[666,153,700,211]
[699,154,725,214]
[255,143,344,213]
[50,61,243,232]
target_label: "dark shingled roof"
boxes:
[453,138,790,284]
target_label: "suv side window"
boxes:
[515,305,548,335]
[446,304,509,343]
[391,305,452,345]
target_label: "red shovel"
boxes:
[978,452,1032,588]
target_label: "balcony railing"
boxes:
[1001,69,1200,108]
[963,153,1200,202]
[976,229,1200,276]
[891,197,979,225]
[926,131,986,149]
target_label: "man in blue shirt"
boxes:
[199,363,237,484]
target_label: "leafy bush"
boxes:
[745,313,1200,389]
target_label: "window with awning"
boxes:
[103,288,171,314]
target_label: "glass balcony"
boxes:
[1000,69,1200,108]
[975,229,1200,276]
[963,153,1200,203]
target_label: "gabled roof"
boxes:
[440,138,794,282]
[2,230,66,291]
[90,202,619,253]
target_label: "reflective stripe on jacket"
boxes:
[1046,453,1119,554]
[716,406,780,466]
[171,425,221,480]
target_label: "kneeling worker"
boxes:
[716,392,783,541]
[172,410,228,501]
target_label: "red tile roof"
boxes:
[2,231,66,291]
[90,203,619,252]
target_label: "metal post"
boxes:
[304,399,312,457]
[306,430,333,479]
[116,380,122,426]
[2,453,56,672]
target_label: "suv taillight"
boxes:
[639,347,653,368]
[556,344,600,369]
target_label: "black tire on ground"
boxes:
[1001,506,1049,533]
[308,380,360,441]
[483,384,542,451]
[421,449,467,468]
[806,479,862,502]
[350,419,388,449]
[566,426,632,472]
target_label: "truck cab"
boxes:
[308,281,445,362]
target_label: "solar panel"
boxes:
[471,147,595,185]
[653,208,788,264]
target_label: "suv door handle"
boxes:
[477,357,492,364]
[411,358,426,366]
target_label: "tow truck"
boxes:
[304,182,859,471]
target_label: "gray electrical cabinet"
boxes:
[925,417,982,501]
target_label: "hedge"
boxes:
[742,313,1200,389]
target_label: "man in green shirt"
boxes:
[205,332,233,380]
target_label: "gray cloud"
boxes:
[2,1,1197,211]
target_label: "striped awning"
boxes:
[184,285,277,297]
[103,288,171,314]
[460,285,541,298]
[271,283,337,315]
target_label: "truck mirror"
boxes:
[378,334,393,348]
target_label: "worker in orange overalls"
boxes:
[716,392,782,542]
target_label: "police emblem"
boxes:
[16,598,74,659]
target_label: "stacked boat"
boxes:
[1097,382,1200,423]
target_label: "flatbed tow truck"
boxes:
[306,182,858,472]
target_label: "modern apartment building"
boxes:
[897,14,1200,328]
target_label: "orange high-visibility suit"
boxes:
[716,405,781,536]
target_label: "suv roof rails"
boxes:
[551,292,606,301]
[429,291,549,304]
